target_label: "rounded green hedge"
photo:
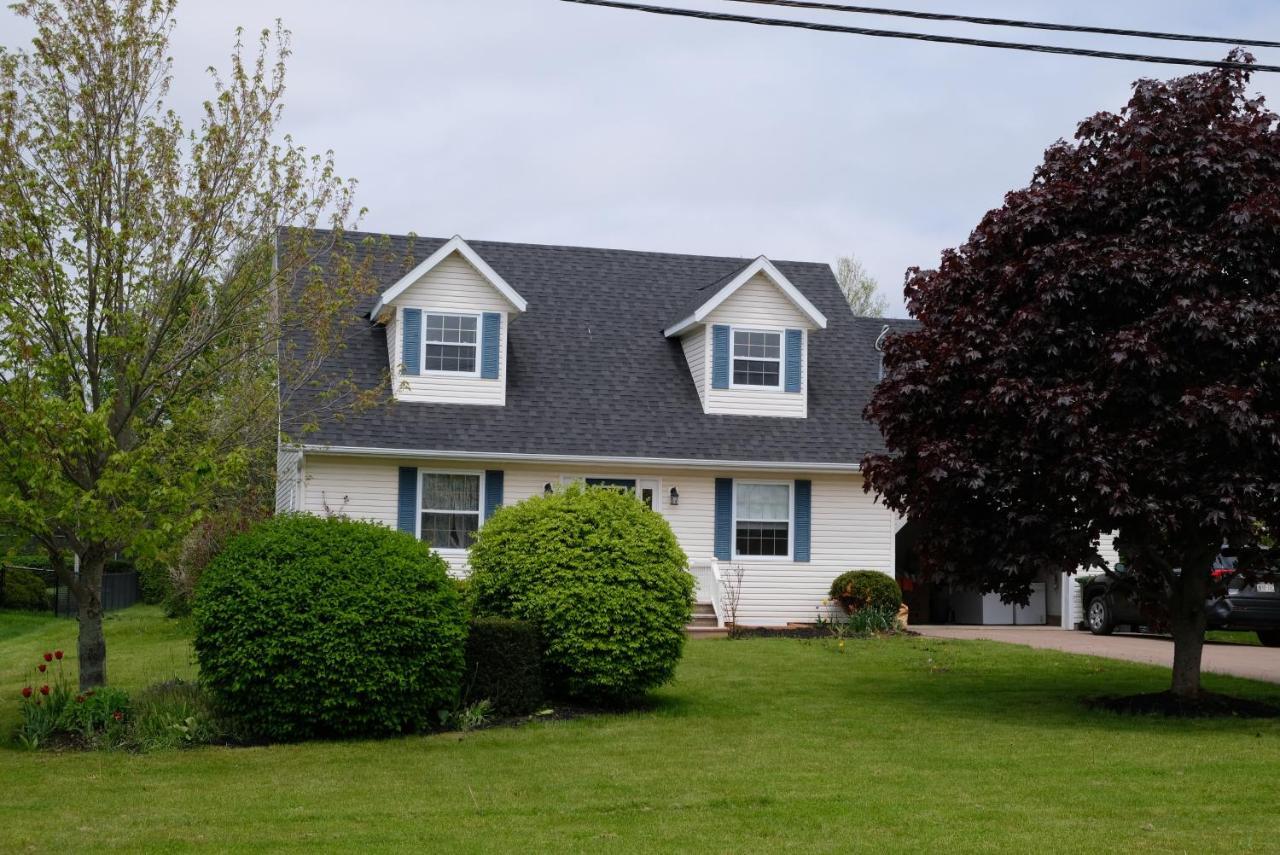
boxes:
[829,570,902,614]
[193,514,466,742]
[464,617,544,716]
[1,567,49,611]
[468,483,694,702]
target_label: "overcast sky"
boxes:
[6,1,1280,316]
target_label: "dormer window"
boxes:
[732,328,782,388]
[425,312,479,374]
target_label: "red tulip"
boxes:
[38,663,46,673]
[112,711,123,722]
[75,695,85,704]
[21,687,32,699]
[54,650,63,660]
[42,652,52,662]
[39,685,49,696]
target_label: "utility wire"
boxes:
[560,0,1280,73]
[725,0,1280,50]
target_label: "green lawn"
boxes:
[1207,630,1262,646]
[2,608,1279,853]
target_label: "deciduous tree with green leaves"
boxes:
[834,253,888,317]
[0,0,379,689]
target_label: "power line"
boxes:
[560,0,1280,73]
[724,0,1280,50]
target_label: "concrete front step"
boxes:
[687,602,721,632]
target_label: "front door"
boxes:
[584,478,658,510]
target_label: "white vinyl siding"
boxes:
[298,453,894,624]
[680,326,707,411]
[390,251,510,406]
[702,272,809,418]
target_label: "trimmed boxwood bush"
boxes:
[829,570,902,614]
[463,617,544,716]
[2,567,49,611]
[469,483,694,703]
[193,514,466,742]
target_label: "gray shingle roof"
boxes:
[281,230,919,465]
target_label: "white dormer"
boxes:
[374,236,526,407]
[665,257,827,419]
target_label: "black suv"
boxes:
[1079,555,1280,647]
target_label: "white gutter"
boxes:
[296,443,862,473]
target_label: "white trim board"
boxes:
[296,444,862,473]
[664,256,828,338]
[370,235,528,320]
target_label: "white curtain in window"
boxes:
[736,483,789,521]
[422,474,479,511]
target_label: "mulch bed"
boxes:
[1085,690,1280,718]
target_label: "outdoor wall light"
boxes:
[669,487,679,506]
[544,482,553,496]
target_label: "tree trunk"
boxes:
[76,554,108,690]
[1168,555,1211,700]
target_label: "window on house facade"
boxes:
[421,472,480,549]
[735,481,790,557]
[424,313,478,373]
[732,329,781,388]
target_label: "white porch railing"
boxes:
[689,560,725,628]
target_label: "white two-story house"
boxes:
[276,229,916,627]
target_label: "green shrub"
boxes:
[2,567,49,611]
[193,514,466,742]
[463,617,544,716]
[134,557,170,605]
[829,570,902,615]
[130,679,224,750]
[844,604,900,635]
[5,552,56,571]
[469,483,694,703]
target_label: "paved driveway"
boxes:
[913,625,1280,685]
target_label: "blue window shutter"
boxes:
[397,467,418,535]
[784,329,802,393]
[481,312,501,379]
[711,325,730,390]
[402,308,422,376]
[714,478,733,560]
[793,479,811,562]
[484,470,504,521]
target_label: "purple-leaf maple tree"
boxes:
[864,54,1280,700]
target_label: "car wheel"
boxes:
[1258,631,1280,648]
[1087,597,1114,636]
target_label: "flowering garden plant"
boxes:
[16,649,130,750]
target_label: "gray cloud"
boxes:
[5,0,1279,315]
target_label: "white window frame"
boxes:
[416,468,485,555]
[732,479,793,561]
[728,326,784,392]
[420,309,482,378]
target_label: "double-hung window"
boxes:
[732,329,781,388]
[420,472,481,550]
[734,481,791,557]
[424,313,478,374]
